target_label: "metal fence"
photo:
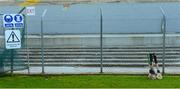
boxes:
[0,3,180,74]
[0,7,29,74]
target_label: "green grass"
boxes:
[0,75,180,88]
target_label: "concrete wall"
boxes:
[1,34,180,48]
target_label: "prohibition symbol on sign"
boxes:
[7,31,20,43]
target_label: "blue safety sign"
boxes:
[14,15,23,22]
[3,15,14,28]
[4,15,13,22]
[14,14,24,28]
[3,14,24,28]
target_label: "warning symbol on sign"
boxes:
[5,30,21,49]
[7,31,20,43]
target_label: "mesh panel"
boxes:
[1,4,180,74]
[0,14,28,74]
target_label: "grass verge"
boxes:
[0,74,180,88]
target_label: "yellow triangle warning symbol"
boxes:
[7,31,20,43]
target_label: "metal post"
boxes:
[10,49,14,74]
[23,14,30,74]
[10,26,15,74]
[18,7,26,14]
[41,9,47,74]
[100,8,103,73]
[160,7,166,75]
[41,15,44,74]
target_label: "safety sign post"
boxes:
[3,14,24,28]
[3,15,14,28]
[1,8,27,74]
[5,30,21,49]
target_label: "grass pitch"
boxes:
[0,75,180,88]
